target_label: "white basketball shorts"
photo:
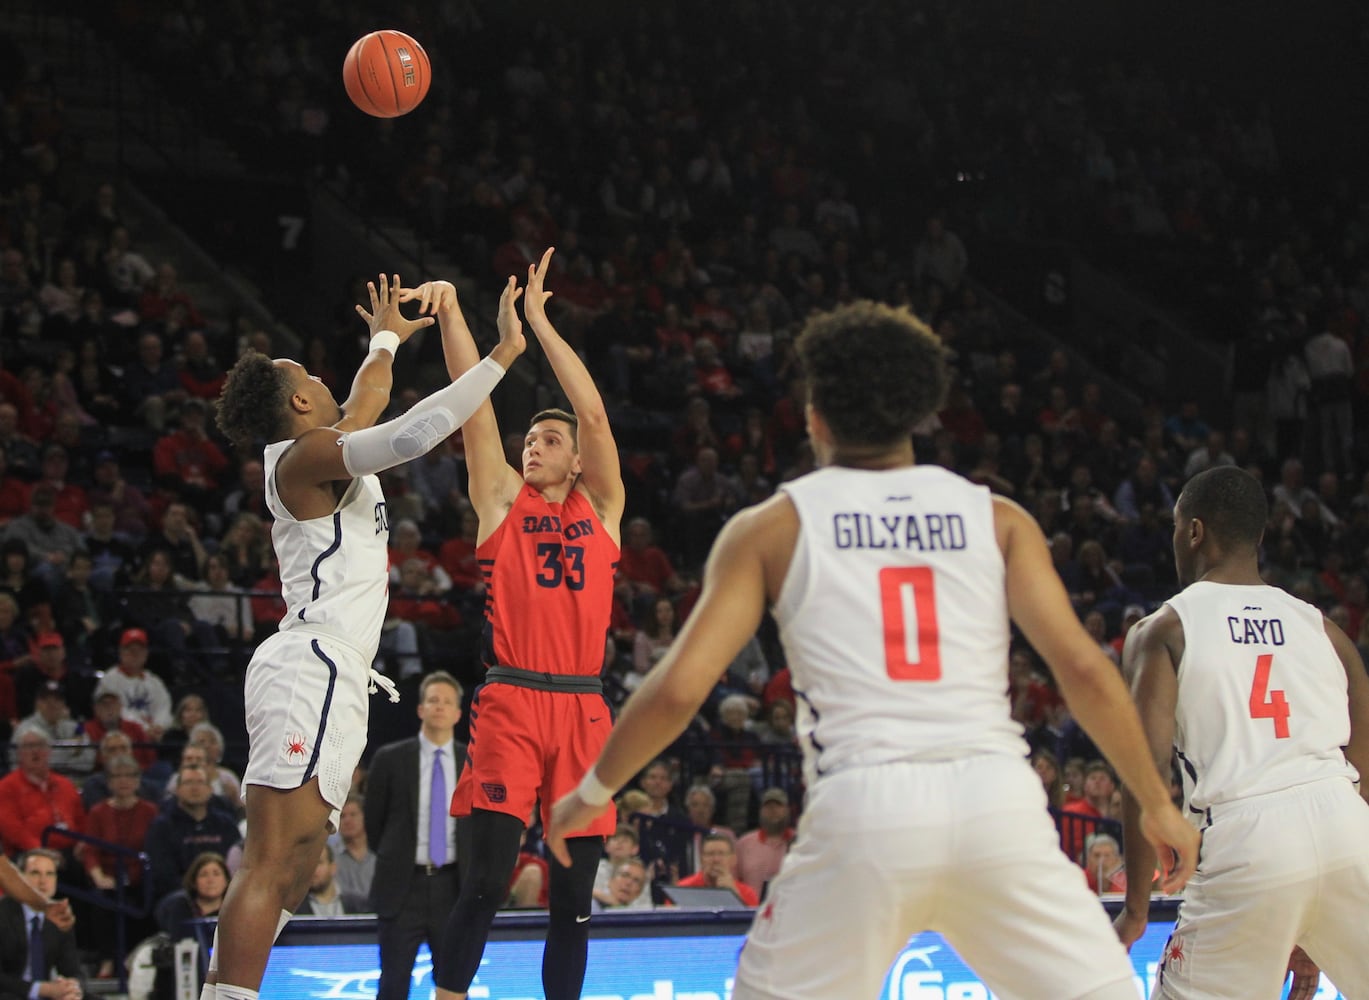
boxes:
[240,628,372,830]
[733,754,1138,1000]
[1153,776,1369,1000]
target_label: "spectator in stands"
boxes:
[139,501,208,581]
[1112,455,1174,524]
[188,552,254,648]
[220,459,267,523]
[177,329,226,401]
[630,597,677,691]
[0,848,85,999]
[386,519,451,592]
[139,262,203,329]
[672,832,760,906]
[83,751,159,977]
[0,446,27,527]
[94,628,173,739]
[295,844,367,916]
[2,486,81,588]
[49,550,104,670]
[592,858,652,912]
[155,850,230,941]
[152,397,229,502]
[671,446,739,569]
[679,783,735,877]
[1031,749,1065,810]
[912,215,969,295]
[1182,429,1236,481]
[753,698,796,747]
[1081,832,1127,895]
[0,729,86,856]
[144,765,240,902]
[14,632,94,722]
[1061,760,1120,863]
[104,226,155,307]
[159,692,208,764]
[116,325,177,426]
[591,825,650,910]
[12,680,95,780]
[1304,325,1355,479]
[31,446,87,531]
[1163,399,1209,457]
[734,787,794,891]
[85,476,147,563]
[437,505,484,605]
[328,794,375,904]
[80,730,162,808]
[215,511,269,588]
[616,516,689,615]
[1274,458,1339,526]
[186,722,243,814]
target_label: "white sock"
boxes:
[215,988,258,1000]
[212,912,292,1000]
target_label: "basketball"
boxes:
[342,30,431,118]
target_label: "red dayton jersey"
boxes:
[478,484,619,676]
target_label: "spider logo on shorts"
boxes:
[284,732,309,764]
[1162,934,1186,973]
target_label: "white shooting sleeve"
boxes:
[339,355,507,477]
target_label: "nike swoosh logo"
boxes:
[589,717,603,723]
[575,915,591,923]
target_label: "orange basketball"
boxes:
[342,30,431,118]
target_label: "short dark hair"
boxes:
[796,301,950,448]
[182,851,228,896]
[217,350,292,449]
[419,670,463,701]
[529,408,578,447]
[1176,466,1268,550]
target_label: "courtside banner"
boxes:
[253,916,1342,999]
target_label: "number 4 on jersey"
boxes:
[1248,653,1291,739]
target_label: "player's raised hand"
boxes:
[546,789,608,867]
[487,275,527,372]
[356,272,434,344]
[1139,802,1200,894]
[399,279,458,316]
[523,247,555,329]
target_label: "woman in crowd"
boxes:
[84,751,159,977]
[155,851,231,941]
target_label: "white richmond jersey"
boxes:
[263,440,391,658]
[774,465,1025,787]
[1166,581,1357,822]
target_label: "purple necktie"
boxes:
[430,748,447,867]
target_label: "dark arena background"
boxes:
[0,0,1366,997]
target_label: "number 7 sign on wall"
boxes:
[879,567,942,681]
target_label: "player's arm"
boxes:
[1325,617,1369,804]
[407,277,525,527]
[336,274,436,433]
[994,497,1198,889]
[276,303,523,506]
[1116,606,1183,947]
[546,497,786,864]
[524,248,626,530]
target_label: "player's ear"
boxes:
[1188,516,1205,549]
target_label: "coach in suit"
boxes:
[0,849,85,1000]
[366,671,464,1000]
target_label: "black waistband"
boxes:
[485,664,603,694]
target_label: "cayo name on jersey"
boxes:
[1226,615,1285,645]
[832,511,967,552]
[521,514,596,540]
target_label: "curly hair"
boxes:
[795,301,950,448]
[216,351,292,449]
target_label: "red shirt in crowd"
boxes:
[0,768,87,854]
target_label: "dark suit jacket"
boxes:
[364,736,465,919]
[0,898,85,1000]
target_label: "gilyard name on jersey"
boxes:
[832,511,967,552]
